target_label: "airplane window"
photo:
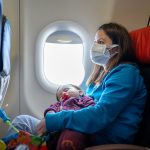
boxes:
[36,21,91,93]
[44,31,85,86]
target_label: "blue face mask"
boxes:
[90,43,118,66]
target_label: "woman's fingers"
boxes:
[36,118,46,136]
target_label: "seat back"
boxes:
[130,26,150,147]
[0,0,3,73]
[0,0,11,107]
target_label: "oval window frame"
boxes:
[35,21,91,93]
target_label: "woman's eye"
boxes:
[98,41,104,44]
[94,40,104,44]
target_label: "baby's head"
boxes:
[56,84,83,101]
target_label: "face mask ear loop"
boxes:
[113,45,119,54]
[104,45,119,57]
[110,45,120,57]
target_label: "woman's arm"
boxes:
[45,65,146,134]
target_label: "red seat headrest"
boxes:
[130,26,150,64]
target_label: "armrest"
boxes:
[85,144,150,150]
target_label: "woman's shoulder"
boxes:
[105,63,141,81]
[111,63,139,73]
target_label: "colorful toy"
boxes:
[0,108,19,133]
[0,108,48,149]
[6,130,47,150]
[0,140,6,150]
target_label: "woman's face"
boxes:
[95,29,112,47]
[95,29,118,55]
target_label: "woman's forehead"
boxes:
[95,30,112,44]
[95,30,106,40]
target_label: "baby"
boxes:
[44,84,95,115]
[45,84,95,150]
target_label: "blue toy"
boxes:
[0,107,19,133]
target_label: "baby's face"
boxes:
[57,85,80,101]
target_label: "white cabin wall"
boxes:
[0,0,150,137]
[110,0,150,31]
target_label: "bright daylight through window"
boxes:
[44,43,85,86]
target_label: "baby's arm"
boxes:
[44,102,61,117]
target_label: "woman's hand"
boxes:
[36,118,46,136]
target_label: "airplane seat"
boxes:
[0,0,11,108]
[85,26,150,150]
[130,26,150,148]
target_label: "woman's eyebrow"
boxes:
[95,38,105,42]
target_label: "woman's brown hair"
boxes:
[86,22,137,86]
